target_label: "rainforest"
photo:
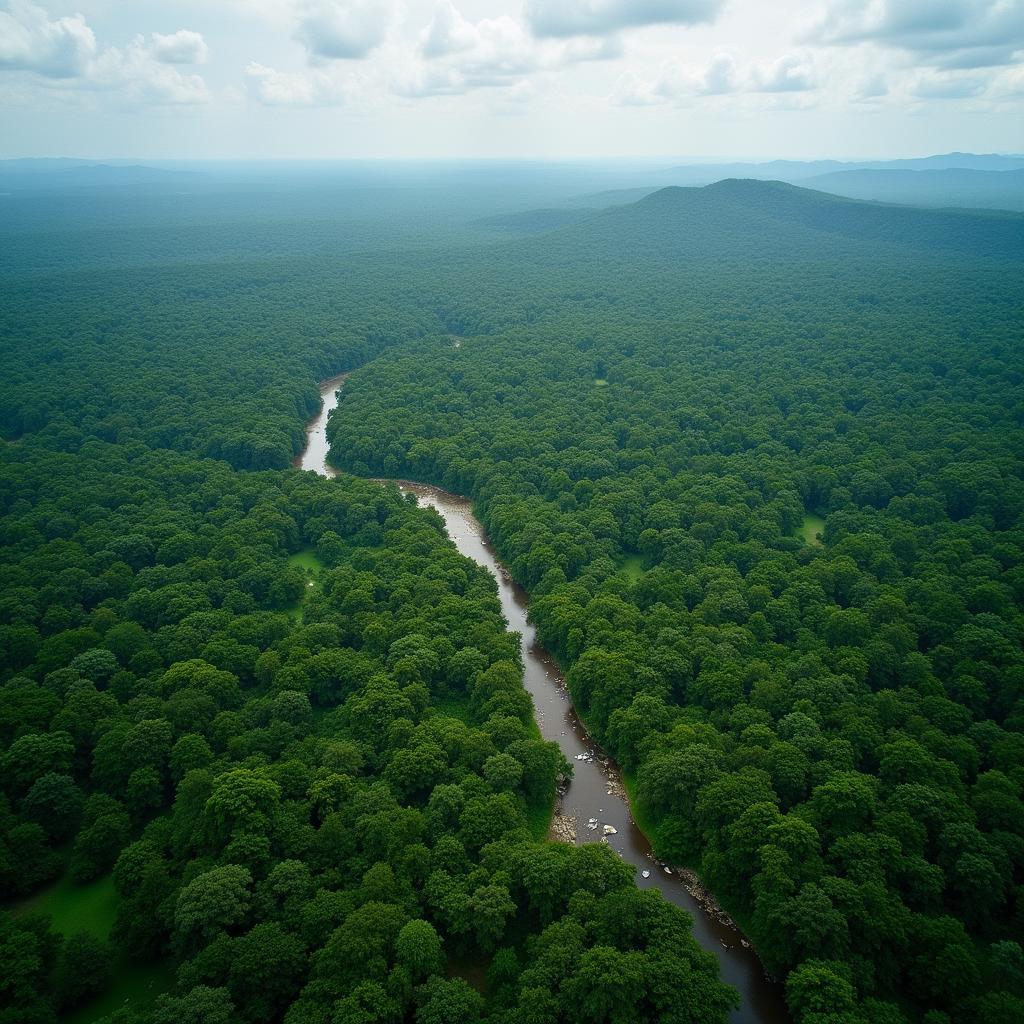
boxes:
[1,159,1023,1024]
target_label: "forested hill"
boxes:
[526,179,1024,260]
[325,174,1024,1024]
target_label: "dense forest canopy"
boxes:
[1,168,1022,1024]
[327,183,1024,1023]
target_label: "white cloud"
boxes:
[405,4,621,97]
[421,1,478,58]
[294,0,393,61]
[810,0,1024,68]
[393,63,468,97]
[91,38,210,104]
[0,0,96,78]
[990,64,1024,97]
[150,30,209,66]
[751,54,815,92]
[699,53,737,94]
[245,61,359,105]
[0,3,209,104]
[616,51,814,104]
[525,0,723,38]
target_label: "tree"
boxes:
[415,977,483,1024]
[20,773,83,840]
[563,945,646,1023]
[202,769,280,848]
[395,920,443,981]
[228,922,306,1022]
[54,932,112,1009]
[786,959,858,1020]
[150,986,236,1024]
[174,864,253,953]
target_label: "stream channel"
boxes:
[297,372,789,1023]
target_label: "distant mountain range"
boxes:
[518,178,1024,262]
[2,152,1022,213]
[0,161,206,191]
[802,167,1024,212]
[665,152,1024,181]
[657,154,1024,212]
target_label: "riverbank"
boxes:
[300,372,790,1024]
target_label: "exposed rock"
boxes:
[548,814,578,844]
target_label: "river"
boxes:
[300,373,789,1023]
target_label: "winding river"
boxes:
[299,373,789,1023]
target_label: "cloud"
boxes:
[990,64,1024,97]
[751,54,815,92]
[421,0,478,58]
[0,0,96,78]
[244,61,359,105]
[150,30,208,66]
[0,3,209,104]
[854,73,888,99]
[404,4,620,97]
[700,53,738,94]
[91,38,210,104]
[525,0,723,38]
[294,0,393,61]
[910,71,988,98]
[810,0,1024,68]
[616,52,813,104]
[392,64,467,98]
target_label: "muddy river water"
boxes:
[299,373,789,1023]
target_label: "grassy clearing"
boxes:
[288,548,325,573]
[618,554,645,581]
[16,872,118,940]
[64,960,176,1024]
[285,547,327,619]
[432,693,476,725]
[797,513,825,546]
[15,872,175,1024]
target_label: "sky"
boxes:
[0,0,1022,161]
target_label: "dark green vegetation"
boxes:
[1,442,733,1023]
[325,183,1024,1023]
[1,166,1022,1024]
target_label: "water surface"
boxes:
[302,375,789,1023]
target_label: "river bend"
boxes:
[299,373,788,1024]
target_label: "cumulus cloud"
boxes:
[700,53,738,94]
[150,30,209,66]
[294,0,393,61]
[0,2,209,104]
[245,61,359,105]
[90,38,210,104]
[403,3,620,97]
[421,0,478,58]
[810,0,1024,68]
[616,51,813,104]
[525,0,722,38]
[751,54,815,92]
[0,0,96,78]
